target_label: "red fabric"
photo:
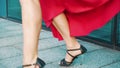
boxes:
[40,0,120,40]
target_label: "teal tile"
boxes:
[38,38,65,50]
[78,40,104,51]
[0,47,22,60]
[78,48,120,68]
[45,62,82,68]
[0,36,22,47]
[102,61,120,68]
[0,30,22,38]
[39,31,53,39]
[0,64,6,68]
[38,47,65,64]
[13,38,65,51]
[44,63,60,68]
[0,19,19,27]
[0,19,22,33]
[4,24,22,31]
[13,43,23,51]
[0,56,22,68]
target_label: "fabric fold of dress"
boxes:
[40,0,120,40]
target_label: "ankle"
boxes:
[23,56,38,65]
[66,43,81,49]
[23,65,35,68]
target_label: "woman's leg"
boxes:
[53,13,82,62]
[20,0,41,68]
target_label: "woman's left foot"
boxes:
[59,45,87,66]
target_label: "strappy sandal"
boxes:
[59,45,87,66]
[22,57,46,68]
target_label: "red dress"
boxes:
[40,0,120,40]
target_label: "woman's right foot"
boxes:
[23,57,46,68]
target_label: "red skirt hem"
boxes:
[40,0,120,41]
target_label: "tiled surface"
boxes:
[0,36,22,47]
[38,47,65,64]
[80,49,120,68]
[40,31,53,39]
[0,47,22,60]
[0,18,120,68]
[0,56,22,68]
[0,64,6,68]
[38,38,65,50]
[0,30,22,38]
[102,62,120,68]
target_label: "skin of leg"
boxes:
[20,0,41,68]
[53,13,82,62]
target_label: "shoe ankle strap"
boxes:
[66,45,84,58]
[22,63,36,67]
[67,45,83,52]
[67,48,81,51]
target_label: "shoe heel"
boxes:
[80,45,87,65]
[80,54,84,65]
[37,57,46,68]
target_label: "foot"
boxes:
[23,57,45,68]
[65,44,82,63]
[23,64,39,68]
[60,44,87,66]
[23,65,39,68]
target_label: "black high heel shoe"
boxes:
[59,45,87,66]
[22,57,46,68]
